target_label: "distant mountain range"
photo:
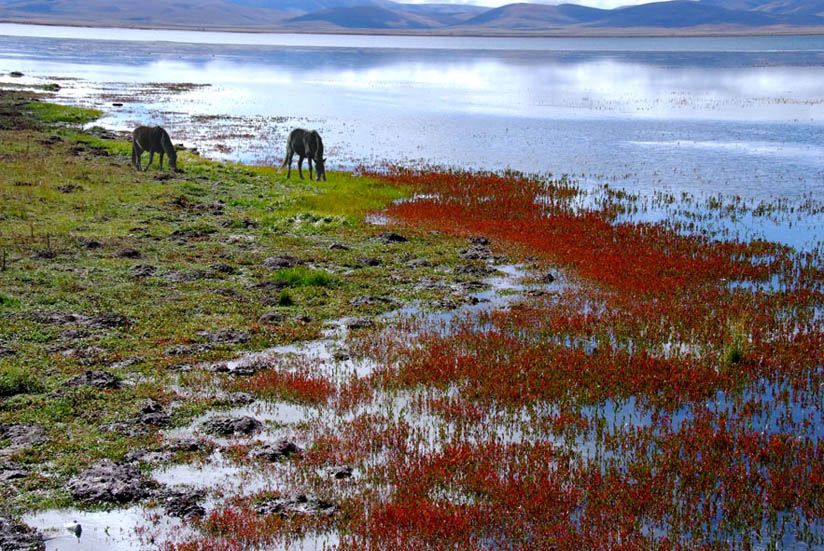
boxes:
[1,0,823,34]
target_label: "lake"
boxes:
[1,24,823,247]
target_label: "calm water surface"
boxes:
[2,24,823,245]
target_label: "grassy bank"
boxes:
[0,89,484,513]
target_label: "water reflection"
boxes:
[1,29,823,227]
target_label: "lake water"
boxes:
[1,24,824,246]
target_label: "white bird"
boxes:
[63,520,82,539]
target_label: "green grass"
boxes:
[0,365,43,397]
[273,267,336,288]
[27,102,103,125]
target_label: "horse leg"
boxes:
[308,158,314,181]
[159,151,164,170]
[298,156,304,180]
[146,151,154,171]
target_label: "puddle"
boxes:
[23,507,179,551]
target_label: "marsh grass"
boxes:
[273,267,336,288]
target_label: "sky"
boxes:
[399,0,671,7]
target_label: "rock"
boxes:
[61,345,108,366]
[170,226,216,239]
[0,344,16,357]
[165,363,193,372]
[164,344,210,356]
[66,369,119,389]
[9,71,23,77]
[34,249,56,259]
[67,459,155,504]
[32,311,88,325]
[0,515,44,551]
[131,264,156,278]
[194,201,224,215]
[407,258,432,268]
[163,489,205,519]
[469,236,490,246]
[250,280,288,292]
[259,312,284,324]
[254,494,336,517]
[460,246,493,261]
[117,248,142,259]
[164,270,207,283]
[377,231,408,243]
[349,295,397,308]
[201,416,262,437]
[250,440,301,462]
[454,264,496,277]
[137,400,170,426]
[331,465,353,480]
[89,313,130,329]
[56,184,83,193]
[329,243,350,250]
[356,257,381,267]
[81,239,102,249]
[211,264,236,275]
[197,329,250,345]
[0,462,29,482]
[0,424,48,450]
[346,318,375,330]
[263,255,301,269]
[164,437,212,453]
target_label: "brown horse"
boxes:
[132,126,177,171]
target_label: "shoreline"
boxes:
[3,18,824,39]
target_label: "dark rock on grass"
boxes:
[137,400,170,427]
[67,369,119,389]
[170,227,216,240]
[9,71,23,77]
[0,461,30,482]
[59,328,90,340]
[165,362,193,372]
[164,437,213,453]
[197,329,250,345]
[32,311,88,325]
[67,459,156,504]
[254,494,336,517]
[210,356,267,376]
[349,295,397,308]
[469,236,490,246]
[356,257,381,268]
[154,173,174,182]
[329,242,350,250]
[0,423,48,450]
[330,465,353,480]
[346,317,375,330]
[0,515,44,551]
[454,264,497,277]
[377,231,408,244]
[40,134,63,146]
[407,258,432,268]
[131,264,156,278]
[194,201,224,215]
[56,184,83,193]
[263,255,301,269]
[211,263,236,275]
[81,238,102,249]
[259,312,284,324]
[33,249,56,259]
[541,271,556,284]
[164,344,211,357]
[116,248,142,259]
[0,344,16,357]
[89,312,130,329]
[211,391,255,406]
[250,439,301,462]
[162,489,205,519]
[460,245,493,261]
[201,415,262,437]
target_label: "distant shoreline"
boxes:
[3,18,824,39]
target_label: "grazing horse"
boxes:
[280,128,326,181]
[132,126,177,172]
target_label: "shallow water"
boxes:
[1,26,823,218]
